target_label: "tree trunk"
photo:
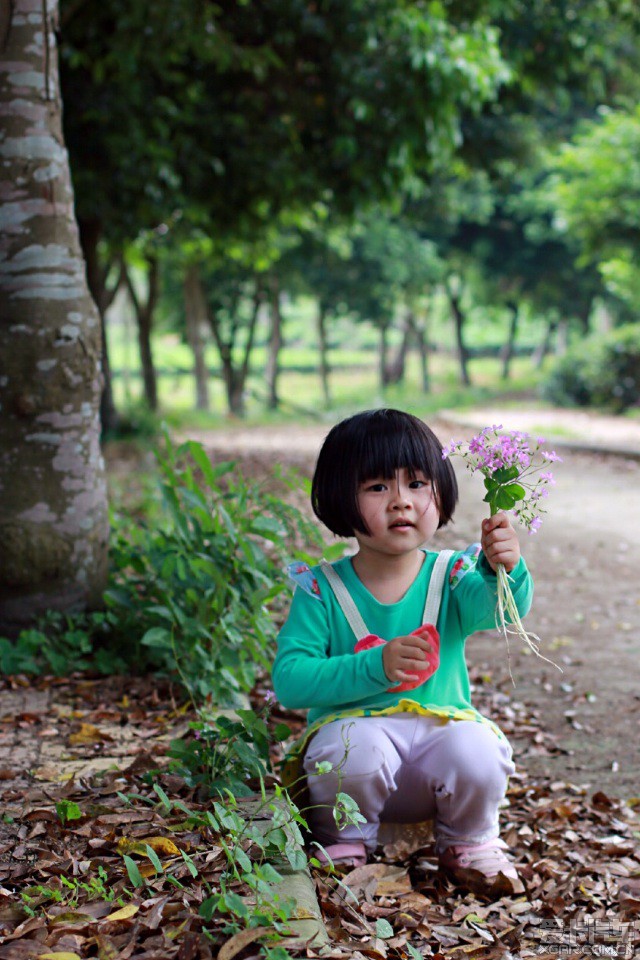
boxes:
[205,280,262,416]
[532,317,557,370]
[409,310,430,393]
[265,274,283,410]
[123,257,159,410]
[316,302,331,407]
[385,313,412,385]
[0,0,109,634]
[500,301,519,381]
[447,283,471,387]
[183,264,210,412]
[78,219,119,433]
[379,323,390,388]
[556,318,569,356]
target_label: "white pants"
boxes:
[303,714,515,853]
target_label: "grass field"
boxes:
[106,292,554,429]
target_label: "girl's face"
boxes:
[354,467,441,557]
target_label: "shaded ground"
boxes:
[2,410,640,958]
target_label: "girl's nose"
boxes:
[390,482,411,508]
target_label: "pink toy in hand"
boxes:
[354,624,440,692]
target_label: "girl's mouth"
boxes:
[390,519,414,529]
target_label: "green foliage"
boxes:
[0,610,128,677]
[19,871,125,920]
[60,0,508,247]
[543,324,640,412]
[55,800,83,826]
[1,435,321,689]
[167,707,291,798]
[105,433,321,702]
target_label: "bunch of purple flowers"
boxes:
[442,425,561,533]
[443,425,562,673]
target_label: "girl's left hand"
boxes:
[481,512,521,573]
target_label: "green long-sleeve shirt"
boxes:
[273,548,533,741]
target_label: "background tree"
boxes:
[551,105,640,309]
[59,0,510,418]
[0,0,108,634]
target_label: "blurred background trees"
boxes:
[52,0,640,426]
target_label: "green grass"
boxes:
[109,348,548,435]
[105,290,557,433]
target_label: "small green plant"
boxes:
[20,867,125,917]
[104,432,323,703]
[55,800,83,826]
[168,704,292,798]
[21,884,64,917]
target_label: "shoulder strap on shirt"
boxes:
[319,560,370,641]
[422,549,454,625]
[320,550,455,640]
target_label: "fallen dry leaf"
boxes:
[217,925,273,960]
[103,902,140,922]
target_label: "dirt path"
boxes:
[190,419,640,798]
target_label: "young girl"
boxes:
[272,409,533,894]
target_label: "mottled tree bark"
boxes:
[0,0,109,634]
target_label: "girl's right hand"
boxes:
[382,630,437,684]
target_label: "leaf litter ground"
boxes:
[1,670,639,959]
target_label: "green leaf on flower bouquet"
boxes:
[504,482,526,502]
[492,465,519,483]
[484,477,499,491]
[495,487,519,509]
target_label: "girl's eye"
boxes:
[409,479,429,489]
[366,483,387,492]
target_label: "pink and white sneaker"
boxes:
[439,837,524,896]
[312,841,367,870]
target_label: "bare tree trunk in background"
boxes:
[385,312,412,385]
[0,0,108,634]
[265,274,283,410]
[446,281,471,387]
[78,218,122,433]
[184,264,210,412]
[556,318,569,357]
[379,323,390,389]
[123,257,159,410]
[409,310,430,393]
[532,317,557,370]
[501,301,519,381]
[233,283,262,414]
[316,302,331,408]
[205,276,262,416]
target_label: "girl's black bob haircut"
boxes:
[311,408,458,538]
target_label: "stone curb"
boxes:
[237,795,330,951]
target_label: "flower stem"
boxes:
[489,504,561,679]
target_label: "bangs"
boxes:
[356,418,440,483]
